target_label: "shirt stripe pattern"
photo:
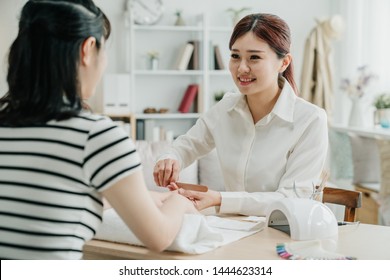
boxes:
[0,114,141,259]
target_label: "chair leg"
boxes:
[344,207,356,222]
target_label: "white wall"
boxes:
[0,0,26,97]
[0,0,339,111]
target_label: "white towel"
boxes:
[94,209,265,254]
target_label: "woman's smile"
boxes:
[238,76,256,86]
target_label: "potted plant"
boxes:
[214,90,225,102]
[340,65,377,99]
[373,93,390,128]
[340,65,377,127]
[174,10,185,26]
[147,51,159,70]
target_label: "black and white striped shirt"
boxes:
[0,113,141,259]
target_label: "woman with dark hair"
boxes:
[154,13,328,216]
[0,0,196,260]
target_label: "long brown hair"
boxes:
[229,13,298,95]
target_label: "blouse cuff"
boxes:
[219,192,241,214]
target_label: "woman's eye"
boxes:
[250,55,261,60]
[230,53,239,59]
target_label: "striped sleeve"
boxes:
[83,117,142,191]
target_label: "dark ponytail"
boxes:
[0,0,111,125]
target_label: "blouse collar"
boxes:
[229,77,297,124]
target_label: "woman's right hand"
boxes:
[153,158,180,187]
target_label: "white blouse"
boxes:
[160,79,328,216]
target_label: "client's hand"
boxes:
[149,190,177,207]
[151,190,199,214]
[177,189,222,211]
[153,158,180,187]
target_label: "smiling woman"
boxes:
[153,13,329,217]
[228,32,291,123]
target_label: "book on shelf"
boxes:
[142,119,156,142]
[136,119,154,141]
[136,119,145,140]
[209,41,215,70]
[214,45,225,70]
[174,43,194,71]
[178,84,199,113]
[196,85,204,113]
[135,119,174,142]
[187,40,200,70]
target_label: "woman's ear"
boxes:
[279,53,292,73]
[80,37,97,66]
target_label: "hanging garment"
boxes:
[300,15,344,122]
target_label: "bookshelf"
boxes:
[103,12,235,140]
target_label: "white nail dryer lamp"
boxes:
[266,198,338,241]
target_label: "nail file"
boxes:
[176,182,208,192]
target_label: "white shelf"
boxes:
[331,123,390,140]
[134,70,203,76]
[135,113,201,119]
[209,26,232,32]
[134,25,203,32]
[209,70,230,76]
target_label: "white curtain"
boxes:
[334,0,390,125]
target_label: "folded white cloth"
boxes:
[94,209,265,254]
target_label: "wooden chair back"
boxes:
[323,186,362,222]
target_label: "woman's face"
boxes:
[81,37,107,100]
[229,32,284,97]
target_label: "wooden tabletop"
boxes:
[83,223,390,260]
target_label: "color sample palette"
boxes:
[276,241,356,260]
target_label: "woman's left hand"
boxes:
[177,188,222,211]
